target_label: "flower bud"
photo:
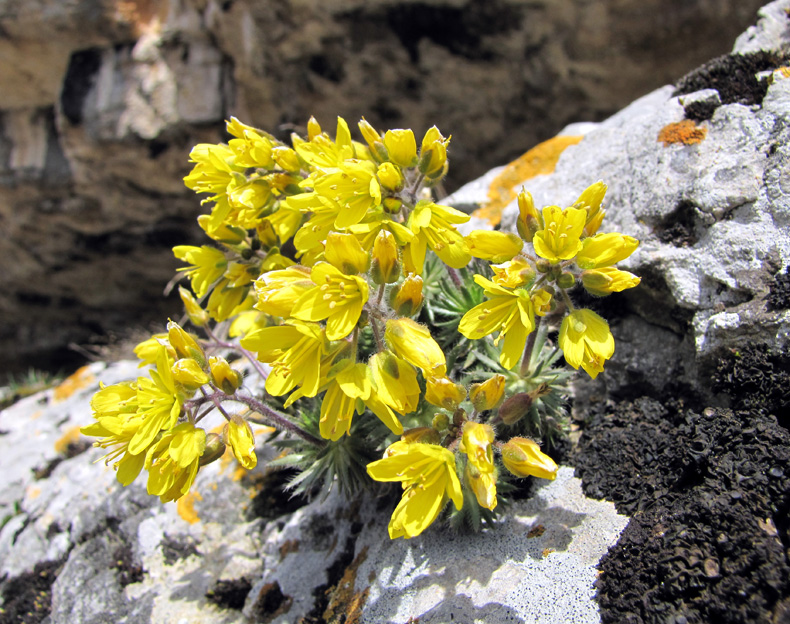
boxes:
[272,146,301,172]
[383,129,417,168]
[431,412,450,431]
[370,230,400,284]
[171,357,209,391]
[501,437,558,480]
[383,197,403,214]
[536,259,551,273]
[418,126,449,177]
[581,267,641,296]
[167,320,205,366]
[425,376,467,410]
[226,414,257,469]
[470,374,506,412]
[572,181,607,237]
[498,392,533,425]
[557,272,576,289]
[377,162,405,192]
[307,116,322,141]
[389,274,424,317]
[358,118,382,148]
[179,287,210,327]
[516,189,542,243]
[400,426,441,445]
[199,433,227,467]
[209,355,242,394]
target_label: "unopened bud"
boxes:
[516,189,542,243]
[470,374,506,412]
[383,197,403,214]
[377,162,404,192]
[370,230,400,284]
[167,320,205,366]
[172,357,209,391]
[401,426,441,445]
[501,437,558,480]
[498,392,533,425]
[199,433,227,466]
[209,355,242,394]
[557,272,576,289]
[307,116,322,141]
[389,274,423,316]
[179,287,210,327]
[272,146,301,172]
[432,413,450,431]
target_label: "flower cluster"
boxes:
[81,115,640,539]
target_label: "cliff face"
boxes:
[0,0,768,375]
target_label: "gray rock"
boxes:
[449,0,790,405]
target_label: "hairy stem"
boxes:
[519,316,541,378]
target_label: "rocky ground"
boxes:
[1,1,790,622]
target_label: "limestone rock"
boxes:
[450,0,790,406]
[0,0,769,376]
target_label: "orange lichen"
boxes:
[279,539,300,560]
[53,366,95,402]
[54,426,83,454]
[177,490,203,524]
[323,546,370,624]
[474,135,584,225]
[657,120,707,146]
[775,67,790,79]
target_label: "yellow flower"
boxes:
[313,160,382,229]
[532,206,587,263]
[491,257,534,289]
[173,245,227,298]
[383,129,417,168]
[324,232,369,275]
[178,287,210,327]
[145,423,207,503]
[460,421,497,510]
[133,334,174,366]
[290,262,369,340]
[226,415,257,469]
[128,345,183,456]
[271,145,301,172]
[319,361,371,440]
[358,118,383,151]
[347,211,414,250]
[367,441,463,539]
[183,143,241,196]
[226,117,275,169]
[464,230,523,263]
[294,117,355,168]
[516,189,542,243]
[368,351,420,416]
[370,230,400,284]
[559,308,615,379]
[501,437,558,480]
[469,374,506,412]
[405,200,471,273]
[419,126,450,178]
[385,318,447,378]
[571,180,607,237]
[82,381,146,486]
[581,267,641,296]
[575,233,640,269]
[241,320,325,398]
[254,266,313,318]
[425,376,466,410]
[531,288,554,316]
[458,275,535,370]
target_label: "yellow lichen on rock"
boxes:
[474,135,584,225]
[53,365,95,402]
[177,490,203,524]
[657,120,707,146]
[54,425,83,454]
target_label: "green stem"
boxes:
[519,316,541,378]
[231,393,325,447]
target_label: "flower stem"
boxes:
[519,316,541,378]
[447,266,463,289]
[231,393,325,447]
[202,324,270,381]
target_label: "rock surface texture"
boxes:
[0,0,768,376]
[1,2,789,624]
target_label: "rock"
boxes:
[0,361,628,623]
[0,0,769,376]
[450,0,790,407]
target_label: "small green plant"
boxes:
[81,116,640,538]
[1,369,62,410]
